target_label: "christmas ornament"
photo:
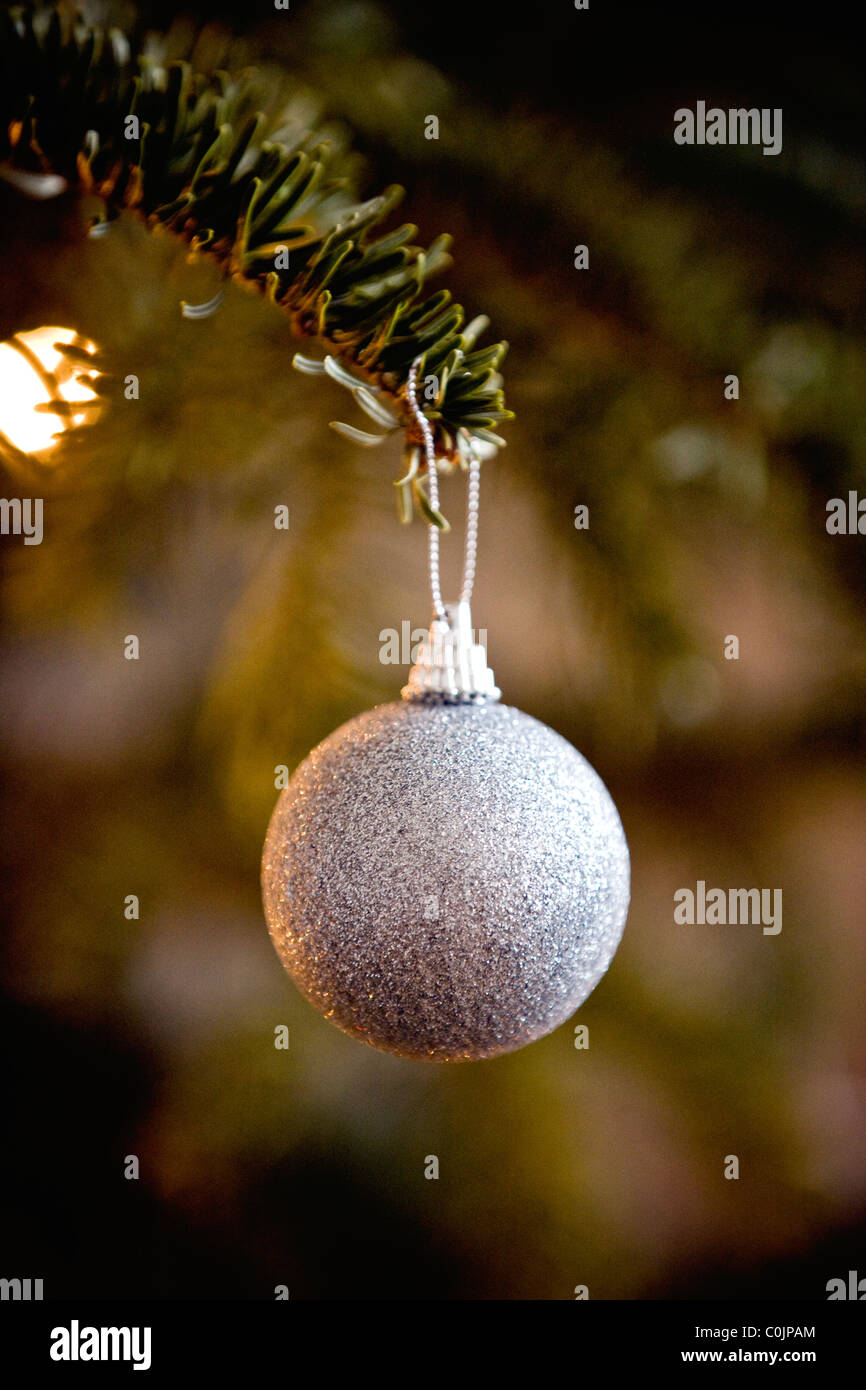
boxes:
[262,364,630,1061]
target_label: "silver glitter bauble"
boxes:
[262,691,630,1061]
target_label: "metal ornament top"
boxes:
[402,600,501,704]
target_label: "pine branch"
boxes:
[0,4,512,524]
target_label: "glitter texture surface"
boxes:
[261,701,630,1061]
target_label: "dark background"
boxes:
[1,0,864,1298]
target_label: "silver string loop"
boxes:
[406,358,481,625]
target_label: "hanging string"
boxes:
[407,357,481,624]
[460,447,480,606]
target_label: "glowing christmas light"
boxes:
[0,326,101,459]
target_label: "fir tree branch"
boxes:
[0,4,512,523]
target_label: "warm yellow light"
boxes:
[0,326,101,458]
